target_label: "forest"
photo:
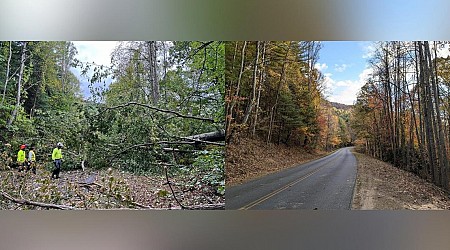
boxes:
[352,41,450,190]
[0,41,225,210]
[226,40,450,195]
[226,41,352,148]
[225,41,353,184]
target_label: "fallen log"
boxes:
[185,130,225,142]
[186,203,225,210]
[131,201,225,210]
[0,191,76,210]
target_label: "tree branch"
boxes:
[163,165,187,209]
[186,41,215,62]
[181,138,225,146]
[185,203,225,210]
[0,191,76,210]
[101,102,216,122]
[180,136,225,146]
[128,201,224,210]
[108,141,195,160]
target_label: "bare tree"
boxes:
[1,42,12,107]
[7,42,27,127]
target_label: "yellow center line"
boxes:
[238,153,342,210]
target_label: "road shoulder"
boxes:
[351,150,450,210]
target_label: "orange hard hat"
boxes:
[20,144,26,149]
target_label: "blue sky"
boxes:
[316,41,374,105]
[71,41,374,105]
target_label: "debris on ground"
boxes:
[0,165,224,210]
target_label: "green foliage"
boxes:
[99,41,225,173]
[0,41,225,209]
[189,147,225,195]
[157,189,169,198]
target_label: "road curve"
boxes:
[226,147,357,210]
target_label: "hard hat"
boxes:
[20,144,26,149]
[57,142,63,147]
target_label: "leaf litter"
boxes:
[352,151,450,210]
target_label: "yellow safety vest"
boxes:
[52,148,62,160]
[17,150,26,163]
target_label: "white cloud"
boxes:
[359,68,373,82]
[331,80,363,105]
[315,63,328,71]
[71,41,118,99]
[362,42,376,59]
[72,41,118,66]
[326,67,373,105]
[335,80,353,87]
[322,72,335,92]
[334,63,349,72]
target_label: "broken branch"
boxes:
[101,102,216,122]
[0,191,76,210]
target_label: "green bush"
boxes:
[191,147,225,195]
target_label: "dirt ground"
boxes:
[226,138,328,186]
[0,166,224,210]
[352,151,450,210]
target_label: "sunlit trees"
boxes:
[352,41,450,190]
[226,41,330,149]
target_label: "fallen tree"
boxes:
[185,129,225,142]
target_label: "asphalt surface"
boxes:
[226,147,357,210]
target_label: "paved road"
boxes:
[226,147,357,210]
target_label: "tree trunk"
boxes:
[147,41,159,104]
[428,42,449,189]
[1,42,12,107]
[242,41,260,125]
[226,41,247,143]
[252,41,267,138]
[418,41,438,183]
[186,130,225,142]
[7,42,27,127]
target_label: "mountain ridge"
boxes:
[329,101,353,110]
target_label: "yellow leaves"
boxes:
[330,136,342,147]
[266,68,281,79]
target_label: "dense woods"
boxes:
[225,41,352,151]
[0,41,225,209]
[225,41,355,185]
[352,41,450,190]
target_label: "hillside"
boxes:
[226,138,328,186]
[329,101,353,110]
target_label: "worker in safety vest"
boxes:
[27,146,36,174]
[17,144,26,172]
[51,142,63,179]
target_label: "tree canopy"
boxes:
[0,41,225,210]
